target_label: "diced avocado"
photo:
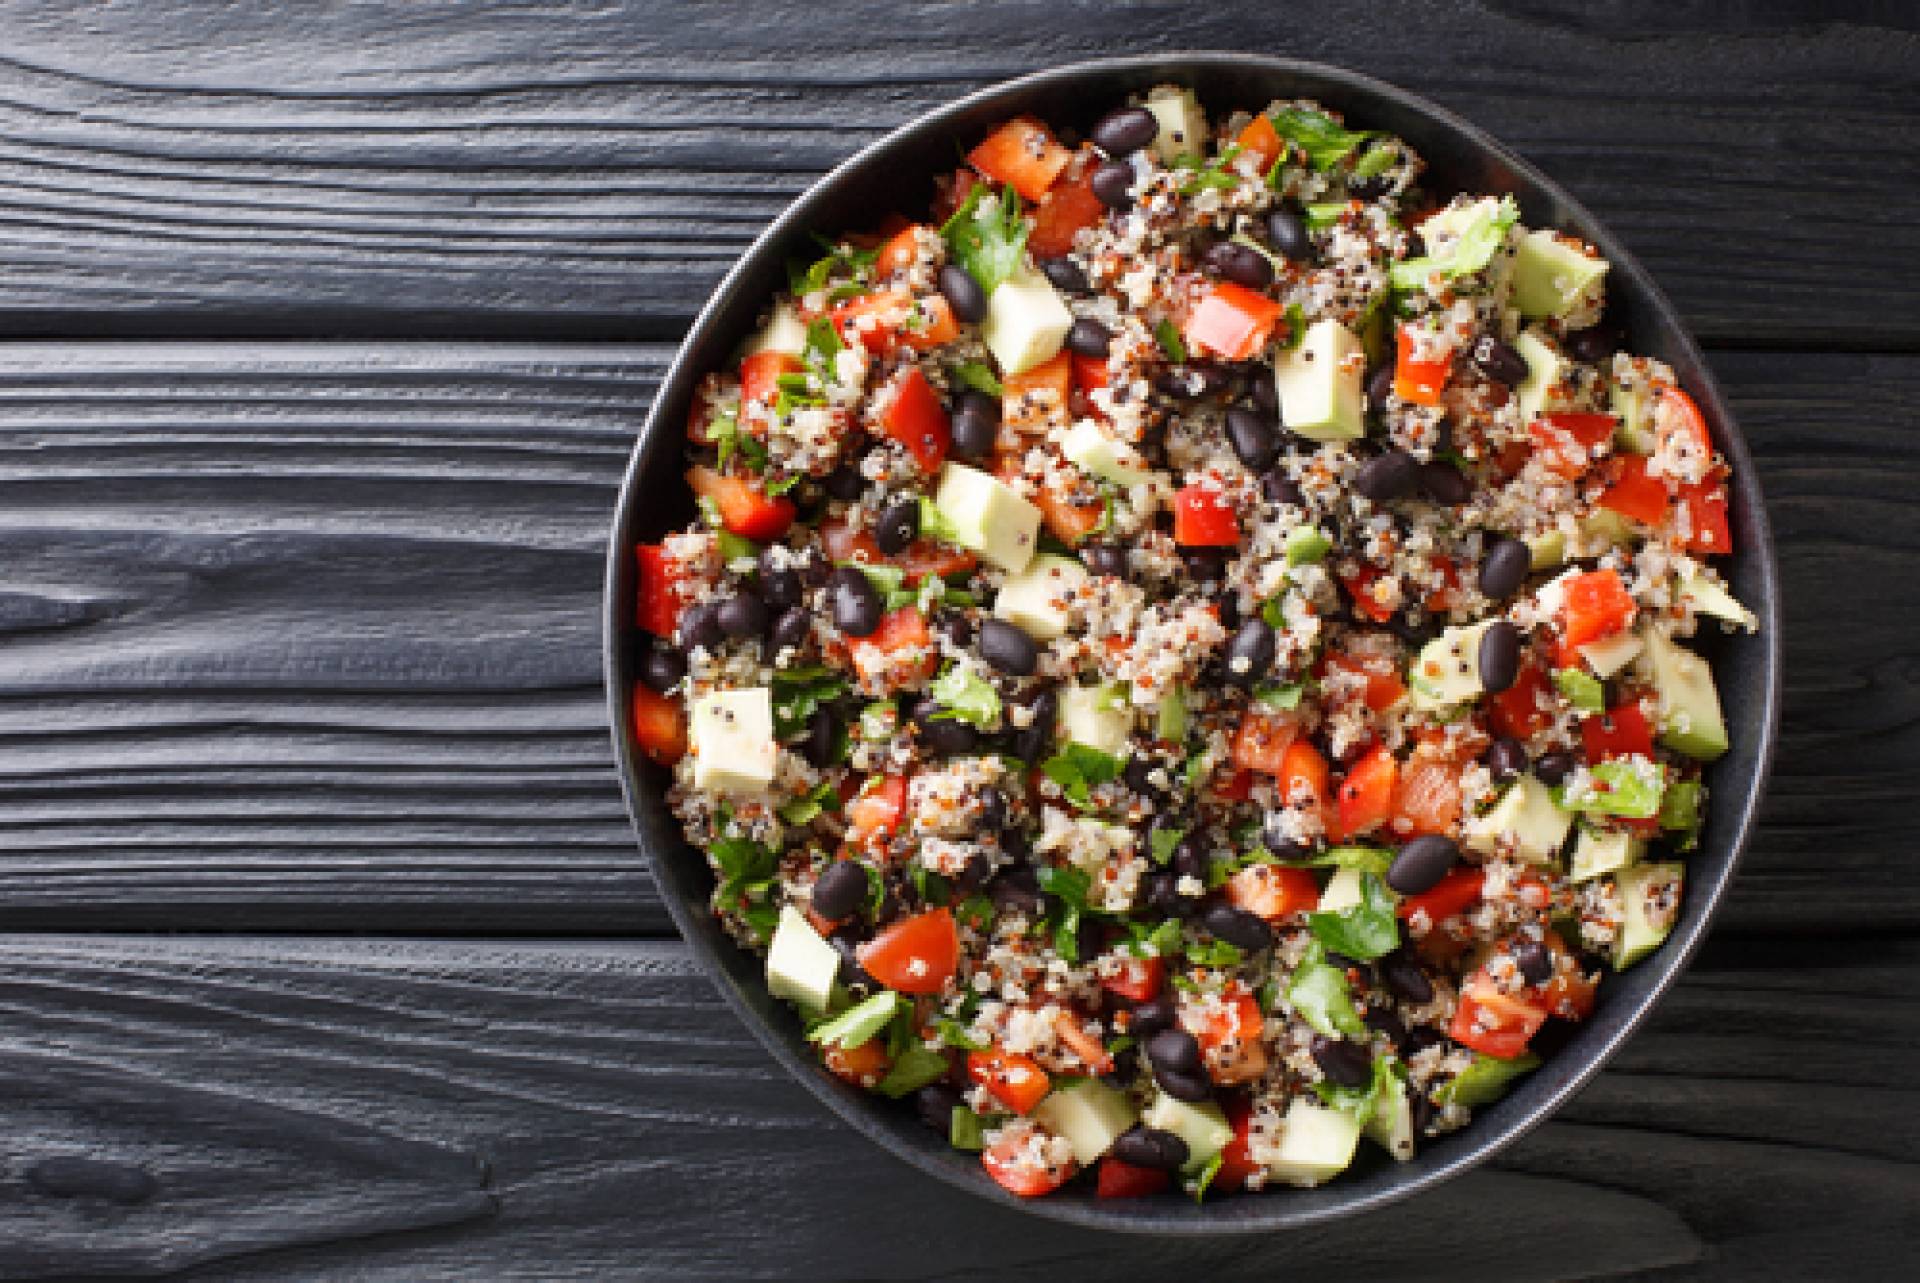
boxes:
[1285,524,1332,565]
[932,463,1042,574]
[1613,860,1684,969]
[1578,506,1635,549]
[1579,629,1644,679]
[765,904,841,1013]
[1438,1051,1541,1107]
[1143,86,1207,164]
[1570,826,1645,883]
[1511,229,1610,321]
[1265,1098,1363,1188]
[690,687,779,795]
[1032,1078,1139,1166]
[1142,1092,1233,1167]
[1316,865,1372,914]
[1365,1069,1416,1162]
[1680,574,1758,632]
[1274,318,1366,441]
[1526,527,1568,570]
[1639,629,1729,761]
[745,303,808,357]
[1513,327,1568,423]
[1156,685,1189,741]
[1407,621,1496,712]
[1061,418,1154,486]
[1611,378,1656,453]
[994,553,1087,641]
[982,271,1072,376]
[1465,774,1574,865]
[1058,682,1132,759]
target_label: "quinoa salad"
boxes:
[626,87,1755,1201]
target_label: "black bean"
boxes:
[1479,536,1532,599]
[1366,362,1396,413]
[1311,1035,1375,1089]
[1485,736,1528,783]
[917,712,979,757]
[1266,209,1314,262]
[1365,1007,1408,1047]
[802,706,839,769]
[1348,171,1393,199]
[1477,620,1521,694]
[1203,900,1275,952]
[1038,256,1091,295]
[1131,992,1177,1038]
[1181,547,1226,583]
[1383,951,1435,1005]
[829,567,882,637]
[1091,105,1159,157]
[639,644,686,693]
[1146,1026,1203,1075]
[988,865,1044,915]
[759,564,803,612]
[1172,835,1209,885]
[1091,159,1137,210]
[1125,756,1167,802]
[830,930,878,993]
[1113,1125,1190,1171]
[874,498,921,555]
[949,391,1000,459]
[1261,467,1305,507]
[1154,1065,1215,1103]
[938,263,988,324]
[1217,593,1242,631]
[1411,1089,1436,1138]
[717,590,767,640]
[1403,1024,1446,1056]
[979,786,1009,834]
[914,1081,964,1134]
[1066,317,1113,358]
[678,601,723,651]
[824,464,865,501]
[955,852,992,896]
[1472,335,1529,386]
[1083,543,1129,578]
[1223,618,1276,688]
[1565,325,1619,364]
[979,618,1039,676]
[1534,749,1576,786]
[1226,405,1281,472]
[1205,240,1275,290]
[1354,449,1419,502]
[1387,833,1460,895]
[1420,460,1472,506]
[812,859,869,921]
[1251,371,1279,413]
[1141,869,1179,915]
[769,606,812,654]
[1513,936,1554,986]
[1156,363,1233,401]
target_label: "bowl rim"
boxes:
[603,51,1783,1233]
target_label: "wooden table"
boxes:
[1,4,1913,1278]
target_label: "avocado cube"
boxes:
[1061,419,1155,487]
[1274,318,1365,441]
[982,272,1072,376]
[1265,1098,1363,1187]
[1511,229,1610,320]
[690,687,778,795]
[1679,574,1758,632]
[1578,629,1644,679]
[1465,774,1573,864]
[1613,861,1684,969]
[1142,1092,1232,1167]
[1513,327,1568,423]
[1316,865,1376,914]
[1526,528,1568,570]
[1407,621,1496,712]
[1639,629,1729,761]
[1057,682,1132,759]
[1143,86,1207,164]
[932,463,1042,573]
[1365,1069,1416,1162]
[993,553,1087,642]
[1610,379,1656,453]
[765,905,840,1013]
[1570,827,1645,883]
[745,303,808,358]
[1032,1078,1139,1166]
[1285,524,1333,566]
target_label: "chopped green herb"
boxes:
[1150,825,1185,866]
[1311,1052,1399,1125]
[1350,139,1399,180]
[1288,949,1369,1040]
[941,183,1028,298]
[929,663,1001,728]
[777,781,841,826]
[1388,196,1519,292]
[1281,301,1307,350]
[1189,1150,1227,1203]
[877,1045,951,1098]
[1269,107,1374,172]
[788,238,879,297]
[1255,681,1306,711]
[935,1018,988,1051]
[1554,667,1607,712]
[949,1105,988,1151]
[1305,872,1401,961]
[1187,937,1244,969]
[955,894,996,933]
[770,665,847,739]
[1155,317,1188,363]
[951,361,1003,397]
[918,497,965,546]
[1040,742,1125,809]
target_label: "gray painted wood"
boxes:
[0,934,1910,1281]
[0,1,1907,345]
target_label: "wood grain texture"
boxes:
[0,0,1909,345]
[0,934,1909,1281]
[0,344,1909,934]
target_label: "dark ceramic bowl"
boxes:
[605,54,1781,1232]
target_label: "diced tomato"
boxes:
[1034,486,1105,546]
[1581,700,1656,764]
[1538,930,1599,1021]
[1028,157,1106,259]
[1001,350,1073,436]
[1598,454,1670,526]
[874,222,927,276]
[1559,568,1637,649]
[1096,1155,1170,1199]
[881,367,951,472]
[822,1037,891,1085]
[1173,484,1240,546]
[967,117,1072,203]
[1390,752,1463,838]
[686,464,796,542]
[1451,979,1549,1059]
[1529,411,1617,478]
[845,773,908,841]
[1234,112,1285,174]
[1423,553,1461,615]
[1278,739,1332,822]
[634,543,686,636]
[1211,767,1255,802]
[1492,436,1533,479]
[1677,477,1732,555]
[1398,867,1485,923]
[982,1130,1075,1198]
[1320,651,1406,712]
[861,907,959,995]
[968,1048,1052,1114]
[1331,743,1398,842]
[1070,351,1110,394]
[629,684,687,766]
[1338,564,1397,623]
[1103,955,1166,1004]
[739,350,802,407]
[1183,282,1285,361]
[1053,1011,1114,1075]
[1212,1099,1259,1193]
[1657,386,1714,459]
[1230,711,1299,776]
[850,606,939,688]
[1192,986,1267,1085]
[1226,863,1320,921]
[1488,660,1554,741]
[832,291,958,355]
[1393,325,1452,406]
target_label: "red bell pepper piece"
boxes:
[629,684,687,766]
[881,367,951,472]
[1096,1156,1171,1199]
[1183,282,1286,361]
[967,117,1072,203]
[860,906,959,996]
[1398,867,1485,923]
[634,543,686,637]
[1581,700,1656,763]
[1393,325,1451,406]
[1172,483,1240,546]
[1598,454,1670,525]
[1559,568,1636,650]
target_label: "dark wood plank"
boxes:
[0,933,1908,1280]
[0,345,1907,934]
[0,1,1910,345]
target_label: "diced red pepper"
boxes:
[1096,1156,1170,1199]
[739,350,802,407]
[1028,154,1106,259]
[861,907,959,996]
[1393,325,1451,406]
[874,222,927,276]
[1451,979,1549,1059]
[1172,483,1240,546]
[881,367,951,472]
[1677,477,1732,555]
[1339,564,1397,623]
[1390,751,1464,839]
[1211,768,1255,802]
[1581,700,1656,764]
[1319,651,1406,713]
[1226,863,1321,921]
[629,684,687,766]
[845,773,908,841]
[1183,282,1286,361]
[1234,112,1285,174]
[982,1130,1075,1197]
[1278,739,1332,824]
[1331,742,1399,842]
[1398,867,1485,923]
[1032,483,1105,547]
[968,1047,1052,1114]
[1598,454,1671,526]
[850,606,939,688]
[967,117,1072,203]
[1559,568,1637,650]
[1102,956,1167,1004]
[1211,1099,1259,1193]
[1488,660,1554,741]
[1001,350,1074,436]
[634,543,686,637]
[832,291,959,355]
[1192,984,1268,1085]
[1529,411,1617,478]
[1230,711,1299,776]
[687,464,796,542]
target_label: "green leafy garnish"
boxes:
[1149,825,1185,866]
[1388,195,1519,292]
[1281,301,1307,350]
[1302,845,1395,875]
[788,239,878,298]
[1305,872,1402,961]
[917,497,964,547]
[770,665,847,739]
[778,781,842,826]
[949,1105,989,1151]
[1559,759,1665,820]
[1036,864,1091,963]
[1288,948,1370,1040]
[877,1046,951,1098]
[710,829,777,908]
[1312,1053,1400,1125]
[1255,681,1307,711]
[955,894,996,933]
[951,360,1004,397]
[802,315,844,374]
[1350,140,1400,180]
[1040,742,1125,809]
[857,700,897,743]
[929,663,1001,729]
[1128,917,1184,960]
[1187,937,1244,969]
[807,991,900,1049]
[941,183,1028,298]
[1176,143,1245,195]
[935,1018,988,1051]
[1438,1051,1542,1107]
[1554,667,1607,712]
[1269,107,1374,172]
[1154,317,1188,363]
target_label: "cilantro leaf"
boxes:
[1388,195,1519,292]
[1149,825,1185,866]
[941,183,1029,299]
[1186,937,1244,969]
[1304,872,1401,962]
[1311,1052,1399,1125]
[1154,317,1188,363]
[1039,742,1124,807]
[951,361,1003,397]
[770,665,847,740]
[1269,107,1374,172]
[1255,681,1306,710]
[777,781,841,826]
[788,240,878,297]
[1554,667,1606,712]
[929,663,1001,728]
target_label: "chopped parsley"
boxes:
[1388,195,1519,292]
[941,182,1028,298]
[1154,317,1188,363]
[1269,106,1374,172]
[1039,742,1125,809]
[929,662,1001,728]
[1304,872,1401,961]
[951,361,1003,397]
[1288,946,1370,1040]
